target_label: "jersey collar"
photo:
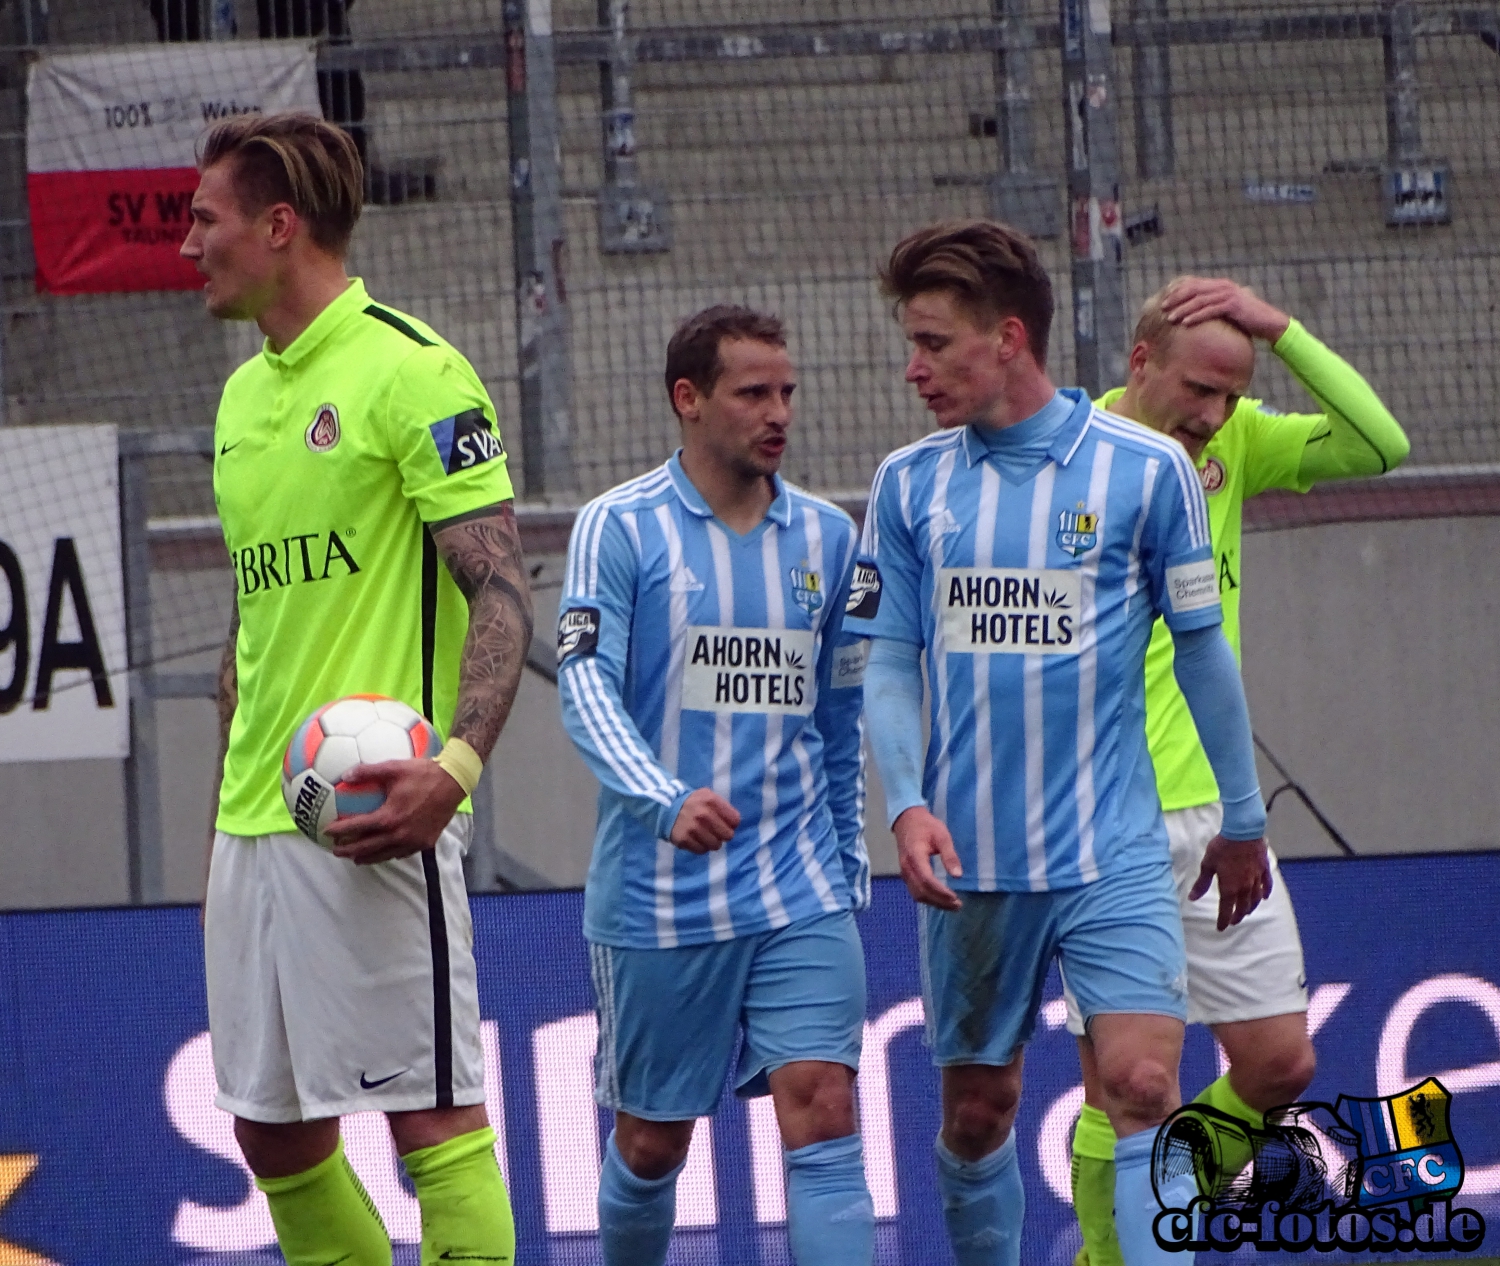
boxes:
[260,277,371,371]
[667,450,792,528]
[957,386,1095,469]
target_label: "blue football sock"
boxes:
[1114,1128,1196,1265]
[784,1134,875,1266]
[935,1133,1024,1266]
[597,1130,684,1266]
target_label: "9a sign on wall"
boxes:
[0,424,127,761]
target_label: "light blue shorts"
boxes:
[589,910,866,1121]
[920,860,1187,1067]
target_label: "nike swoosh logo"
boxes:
[359,1069,407,1089]
[219,440,243,455]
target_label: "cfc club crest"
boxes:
[1200,456,1226,494]
[1057,507,1098,557]
[1338,1078,1464,1208]
[789,564,823,616]
[306,403,341,453]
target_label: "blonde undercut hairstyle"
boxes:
[881,218,1054,364]
[198,112,364,255]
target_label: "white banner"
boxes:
[0,425,129,762]
[26,42,319,174]
[26,42,320,294]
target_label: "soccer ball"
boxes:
[281,694,441,847]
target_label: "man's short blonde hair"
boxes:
[198,112,363,255]
[1131,277,1192,362]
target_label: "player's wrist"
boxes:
[433,737,483,797]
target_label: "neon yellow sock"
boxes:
[402,1125,516,1266]
[1191,1073,1264,1182]
[1071,1104,1124,1266]
[255,1137,392,1266]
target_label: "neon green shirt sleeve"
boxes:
[385,343,515,523]
[1265,318,1411,493]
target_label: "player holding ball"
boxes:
[186,113,532,1266]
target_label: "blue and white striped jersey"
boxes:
[847,389,1222,892]
[559,453,869,949]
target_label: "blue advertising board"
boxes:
[0,853,1495,1263]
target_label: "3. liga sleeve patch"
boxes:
[428,408,505,475]
[846,561,882,619]
[557,606,600,661]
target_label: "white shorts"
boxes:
[1064,802,1308,1035]
[205,815,485,1123]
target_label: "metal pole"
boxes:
[1060,0,1129,395]
[1130,0,1173,179]
[1383,0,1421,162]
[599,0,639,190]
[119,440,164,904]
[595,0,670,253]
[990,0,1057,239]
[209,0,236,39]
[503,0,578,497]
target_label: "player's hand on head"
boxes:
[1161,277,1291,344]
[324,758,468,865]
[892,806,963,911]
[669,788,740,854]
[1190,834,1273,931]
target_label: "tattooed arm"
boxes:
[327,502,533,864]
[431,502,534,762]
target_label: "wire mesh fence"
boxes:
[1,0,1497,889]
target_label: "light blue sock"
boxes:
[784,1134,875,1266]
[597,1130,683,1266]
[934,1133,1024,1266]
[1114,1128,1196,1265]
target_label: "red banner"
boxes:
[28,167,202,294]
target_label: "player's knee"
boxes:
[1250,1038,1317,1109]
[1101,1056,1176,1124]
[943,1082,1019,1159]
[615,1120,694,1181]
[773,1062,858,1146]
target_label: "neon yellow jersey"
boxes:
[213,278,514,835]
[1095,386,1317,811]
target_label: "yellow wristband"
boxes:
[433,737,483,797]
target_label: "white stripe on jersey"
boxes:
[706,522,737,942]
[1073,440,1116,884]
[1023,464,1056,890]
[861,429,962,556]
[754,526,792,929]
[789,732,839,912]
[567,658,677,806]
[1125,458,1159,616]
[791,504,839,912]
[568,468,671,597]
[926,447,959,825]
[971,462,1002,888]
[1088,411,1209,548]
[653,502,691,947]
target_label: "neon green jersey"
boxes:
[1099,318,1408,811]
[213,278,514,835]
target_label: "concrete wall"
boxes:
[1,513,1495,908]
